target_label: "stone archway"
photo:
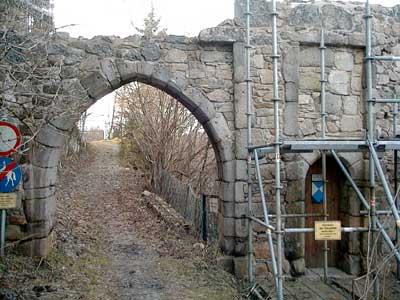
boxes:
[22,45,238,256]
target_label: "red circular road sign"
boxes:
[0,121,21,156]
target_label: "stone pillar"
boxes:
[22,123,67,256]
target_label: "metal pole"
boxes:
[394,102,400,279]
[201,194,208,242]
[284,227,370,234]
[364,1,379,298]
[254,150,279,289]
[271,1,283,299]
[245,0,254,284]
[0,209,6,257]
[368,140,400,223]
[320,29,329,282]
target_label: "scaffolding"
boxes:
[245,1,400,299]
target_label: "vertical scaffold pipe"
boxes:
[394,102,400,279]
[320,29,329,282]
[271,1,283,299]
[364,1,379,299]
[245,0,254,284]
[254,150,279,289]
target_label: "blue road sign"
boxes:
[0,157,22,193]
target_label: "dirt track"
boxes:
[0,140,241,300]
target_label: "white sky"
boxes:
[52,0,399,131]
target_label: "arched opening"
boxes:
[26,60,236,250]
[302,154,364,275]
[305,156,344,268]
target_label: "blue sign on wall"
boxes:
[0,157,22,193]
[312,174,324,204]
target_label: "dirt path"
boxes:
[0,140,241,300]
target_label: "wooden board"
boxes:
[305,157,342,268]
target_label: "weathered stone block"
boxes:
[24,195,56,223]
[285,161,308,181]
[207,89,231,102]
[164,49,187,63]
[201,51,227,63]
[343,96,358,115]
[300,72,320,91]
[291,258,305,275]
[300,118,316,136]
[328,71,350,95]
[80,71,112,100]
[285,82,299,103]
[251,54,264,69]
[23,165,58,190]
[326,93,342,115]
[341,115,362,132]
[284,102,298,136]
[100,58,121,89]
[300,47,332,67]
[35,124,67,148]
[335,52,354,71]
[115,60,138,82]
[141,43,160,61]
[233,42,246,83]
[283,45,299,82]
[235,159,247,181]
[31,144,62,169]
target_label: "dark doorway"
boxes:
[305,157,343,268]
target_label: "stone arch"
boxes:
[285,151,365,274]
[23,59,235,256]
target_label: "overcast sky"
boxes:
[52,0,399,131]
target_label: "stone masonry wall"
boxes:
[4,0,400,280]
[233,0,400,278]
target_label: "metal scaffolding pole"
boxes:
[245,0,254,284]
[271,1,283,299]
[368,140,400,223]
[320,29,329,282]
[364,1,379,298]
[254,150,279,290]
[395,102,400,279]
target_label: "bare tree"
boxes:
[115,82,216,194]
[0,0,86,144]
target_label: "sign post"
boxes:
[0,121,21,257]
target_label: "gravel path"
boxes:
[1,140,241,300]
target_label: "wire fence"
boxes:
[153,168,218,241]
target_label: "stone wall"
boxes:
[3,0,400,280]
[233,0,400,278]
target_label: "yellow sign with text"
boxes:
[0,193,17,209]
[315,221,342,241]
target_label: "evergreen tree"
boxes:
[135,5,166,38]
